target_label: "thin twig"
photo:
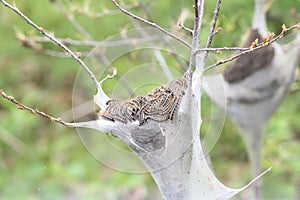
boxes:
[71,1,136,99]
[198,0,206,47]
[178,21,193,36]
[0,89,69,126]
[28,36,250,53]
[54,1,91,39]
[99,68,117,85]
[19,35,90,58]
[95,51,136,97]
[131,7,188,71]
[20,38,91,57]
[54,1,92,39]
[203,0,222,63]
[197,47,248,52]
[0,0,102,92]
[26,35,161,47]
[187,0,205,77]
[154,49,174,82]
[111,0,192,49]
[75,5,137,18]
[203,23,300,72]
[39,49,90,58]
[55,0,135,98]
[187,0,200,76]
[131,19,174,81]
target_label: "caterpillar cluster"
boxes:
[100,76,188,125]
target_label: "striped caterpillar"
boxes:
[100,76,188,125]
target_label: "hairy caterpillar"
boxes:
[100,76,188,125]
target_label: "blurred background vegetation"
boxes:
[0,0,299,199]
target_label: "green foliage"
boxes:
[0,0,299,199]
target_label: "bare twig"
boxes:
[24,35,161,47]
[154,49,174,81]
[203,0,222,63]
[0,89,69,126]
[39,49,90,58]
[0,89,105,131]
[54,1,92,39]
[203,23,300,72]
[23,37,261,55]
[178,21,193,36]
[0,0,102,92]
[75,5,137,18]
[187,0,205,77]
[0,68,118,126]
[130,19,174,81]
[38,49,90,58]
[197,47,248,52]
[54,2,140,98]
[95,51,136,97]
[111,0,192,49]
[18,34,92,57]
[71,1,137,99]
[20,39,91,57]
[131,7,188,71]
[99,68,117,85]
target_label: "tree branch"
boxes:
[110,0,192,49]
[0,89,69,126]
[22,35,161,47]
[187,0,205,77]
[203,0,222,63]
[178,21,193,36]
[198,47,248,52]
[203,23,300,73]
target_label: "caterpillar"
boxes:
[100,76,188,125]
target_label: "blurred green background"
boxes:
[0,0,299,199]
